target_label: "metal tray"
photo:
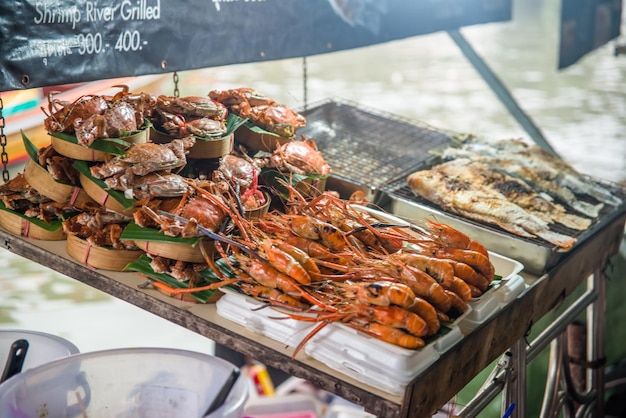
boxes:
[379,176,626,275]
[298,98,455,200]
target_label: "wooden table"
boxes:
[1,211,624,418]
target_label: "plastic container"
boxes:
[457,253,525,335]
[0,347,248,418]
[0,329,79,373]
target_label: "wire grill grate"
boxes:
[299,98,455,189]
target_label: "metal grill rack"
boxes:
[298,98,456,198]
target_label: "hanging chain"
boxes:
[0,95,10,183]
[173,71,180,98]
[302,56,308,112]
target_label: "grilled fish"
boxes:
[434,159,592,231]
[442,146,605,218]
[443,137,621,207]
[407,169,577,250]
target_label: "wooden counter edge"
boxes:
[402,213,626,417]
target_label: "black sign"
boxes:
[559,0,622,69]
[1,0,511,91]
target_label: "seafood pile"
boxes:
[42,86,154,146]
[151,188,497,352]
[0,84,500,352]
[407,136,622,250]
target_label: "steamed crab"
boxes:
[209,87,305,137]
[90,136,195,181]
[241,103,306,138]
[38,145,80,184]
[156,95,228,119]
[264,136,331,177]
[209,87,275,108]
[42,86,154,139]
[74,100,138,145]
[157,111,227,138]
[63,210,137,249]
[105,172,191,200]
[133,180,227,238]
[153,95,229,138]
[0,173,76,222]
[42,93,108,134]
[215,154,266,211]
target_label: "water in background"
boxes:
[1,0,625,414]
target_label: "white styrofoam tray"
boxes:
[216,206,524,395]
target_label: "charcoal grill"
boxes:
[298,98,455,199]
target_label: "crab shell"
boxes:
[90,137,195,180]
[270,138,331,177]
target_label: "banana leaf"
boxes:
[259,168,325,199]
[22,130,43,164]
[125,254,238,303]
[243,120,281,137]
[195,113,249,140]
[120,221,204,246]
[72,160,136,209]
[49,118,153,156]
[0,200,66,231]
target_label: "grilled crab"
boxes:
[265,137,331,177]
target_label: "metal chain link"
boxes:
[302,56,308,112]
[173,71,180,98]
[0,95,10,183]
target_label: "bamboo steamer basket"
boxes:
[50,129,148,161]
[187,134,234,159]
[243,192,271,220]
[66,235,143,271]
[79,173,135,216]
[134,238,215,263]
[0,210,66,240]
[150,127,234,159]
[234,124,293,152]
[23,159,97,209]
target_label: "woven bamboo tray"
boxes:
[50,129,148,161]
[23,159,97,209]
[234,124,293,152]
[0,210,66,240]
[79,173,135,216]
[150,128,234,159]
[134,238,215,263]
[66,235,143,271]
